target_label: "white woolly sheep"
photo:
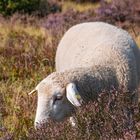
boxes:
[29,22,140,128]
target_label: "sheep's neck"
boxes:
[58,66,119,102]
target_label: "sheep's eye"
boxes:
[56,94,63,100]
[53,94,63,104]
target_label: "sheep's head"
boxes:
[29,73,83,128]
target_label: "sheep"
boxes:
[29,22,140,128]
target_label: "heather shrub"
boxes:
[0,14,59,81]
[64,0,100,3]
[0,0,39,16]
[38,0,61,16]
[96,0,140,26]
[42,0,140,37]
[0,15,58,138]
[0,0,61,16]
[27,89,138,140]
[0,28,45,80]
[42,9,96,39]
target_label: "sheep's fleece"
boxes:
[56,22,140,92]
[31,22,140,127]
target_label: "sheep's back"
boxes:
[55,22,140,90]
[56,22,137,71]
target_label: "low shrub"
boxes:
[27,89,139,140]
[0,0,39,16]
[42,0,140,36]
[64,0,101,3]
[42,9,96,39]
[96,0,140,26]
[0,0,61,16]
[38,0,61,16]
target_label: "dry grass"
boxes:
[62,1,99,12]
[0,16,56,138]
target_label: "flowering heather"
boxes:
[41,9,95,37]
[66,0,101,3]
[42,0,140,31]
[96,0,140,26]
[27,89,139,140]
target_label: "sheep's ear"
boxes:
[66,83,82,107]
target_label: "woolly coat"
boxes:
[34,22,140,126]
[55,22,140,94]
